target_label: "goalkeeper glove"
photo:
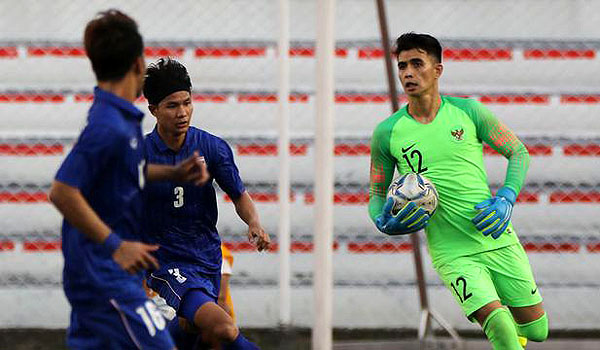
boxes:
[375,198,430,235]
[472,187,517,239]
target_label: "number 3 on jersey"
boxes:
[174,186,184,208]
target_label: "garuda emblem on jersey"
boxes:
[451,128,464,141]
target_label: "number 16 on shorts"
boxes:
[135,300,166,336]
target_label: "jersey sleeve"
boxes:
[368,120,397,223]
[211,137,245,200]
[468,100,530,195]
[55,124,120,192]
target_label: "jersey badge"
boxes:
[451,127,464,141]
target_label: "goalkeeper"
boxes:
[368,33,548,349]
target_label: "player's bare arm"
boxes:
[232,191,270,251]
[49,180,159,274]
[146,150,210,185]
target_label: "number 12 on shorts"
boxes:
[135,301,166,336]
[450,276,473,303]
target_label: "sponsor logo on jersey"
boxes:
[130,137,138,149]
[401,143,416,153]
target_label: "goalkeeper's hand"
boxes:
[375,198,430,235]
[472,187,516,239]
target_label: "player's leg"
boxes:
[147,267,258,349]
[488,244,548,344]
[508,303,547,346]
[180,289,259,349]
[166,317,202,350]
[472,301,523,350]
[436,256,522,349]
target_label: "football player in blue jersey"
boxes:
[49,10,208,350]
[142,58,269,350]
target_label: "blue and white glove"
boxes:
[472,187,517,239]
[376,198,430,235]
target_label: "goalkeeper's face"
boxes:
[396,48,443,97]
[151,91,193,136]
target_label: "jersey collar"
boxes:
[404,95,445,125]
[93,86,144,122]
[148,126,193,154]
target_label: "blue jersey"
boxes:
[55,87,147,308]
[143,126,245,273]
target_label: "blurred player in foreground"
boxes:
[368,33,548,349]
[49,10,209,350]
[142,58,269,349]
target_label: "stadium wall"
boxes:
[1,0,599,332]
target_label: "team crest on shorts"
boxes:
[168,268,187,283]
[450,126,464,141]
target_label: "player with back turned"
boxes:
[368,33,548,349]
[48,10,209,350]
[142,58,269,350]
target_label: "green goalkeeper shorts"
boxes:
[435,243,542,320]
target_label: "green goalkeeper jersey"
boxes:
[368,95,530,267]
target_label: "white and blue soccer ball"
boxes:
[387,173,439,216]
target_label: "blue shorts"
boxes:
[146,264,221,321]
[67,297,174,350]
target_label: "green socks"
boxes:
[516,313,548,342]
[482,308,523,349]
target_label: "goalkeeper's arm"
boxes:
[368,121,397,224]
[470,100,530,195]
[469,100,530,238]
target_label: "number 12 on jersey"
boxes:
[402,148,428,173]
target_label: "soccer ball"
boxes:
[387,173,439,216]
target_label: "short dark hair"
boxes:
[393,32,442,63]
[143,58,192,105]
[84,9,144,81]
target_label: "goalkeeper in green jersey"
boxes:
[368,33,548,349]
